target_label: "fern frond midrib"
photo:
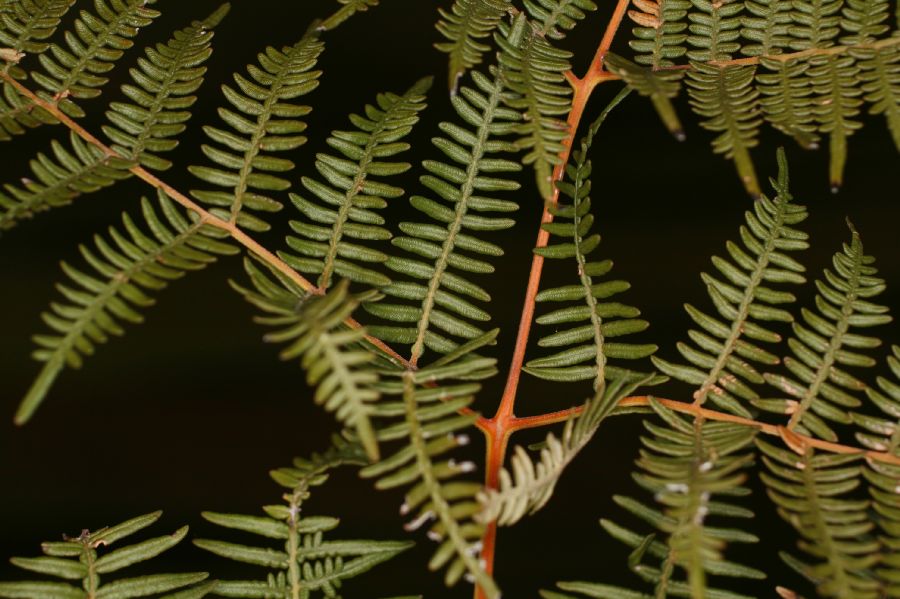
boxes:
[410,73,504,364]
[400,372,498,595]
[54,1,149,98]
[694,195,791,405]
[788,241,861,430]
[318,328,376,447]
[716,67,755,168]
[286,483,306,599]
[571,182,605,389]
[0,149,113,228]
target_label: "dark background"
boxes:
[1,0,898,596]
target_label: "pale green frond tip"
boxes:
[201,3,231,28]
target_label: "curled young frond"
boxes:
[759,223,891,442]
[654,148,809,417]
[363,65,521,366]
[0,0,75,80]
[685,61,762,196]
[525,92,658,388]
[189,34,324,232]
[600,400,763,598]
[758,438,878,598]
[497,15,573,201]
[282,77,431,290]
[15,189,236,425]
[0,511,213,599]
[233,270,384,461]
[362,332,500,597]
[435,0,511,93]
[195,438,411,598]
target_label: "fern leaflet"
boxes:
[627,0,692,68]
[0,0,74,80]
[522,0,598,40]
[435,0,511,93]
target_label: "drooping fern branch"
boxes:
[282,77,431,291]
[15,189,237,424]
[0,511,214,599]
[195,437,412,598]
[189,33,324,232]
[0,5,226,229]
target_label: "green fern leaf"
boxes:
[653,148,809,417]
[841,0,891,45]
[281,77,431,290]
[189,34,324,232]
[0,7,226,229]
[855,44,900,152]
[627,0,691,68]
[497,15,573,201]
[434,0,511,92]
[15,189,237,424]
[756,57,820,149]
[685,61,762,196]
[361,334,500,597]
[686,0,743,62]
[0,0,75,80]
[788,0,843,50]
[233,271,384,461]
[740,0,792,56]
[318,0,380,31]
[521,0,597,40]
[854,345,900,453]
[0,511,211,599]
[605,52,686,139]
[196,438,411,598]
[757,223,891,441]
[30,0,162,118]
[0,131,132,229]
[525,90,658,388]
[758,439,879,597]
[102,4,229,171]
[0,77,56,139]
[363,64,521,365]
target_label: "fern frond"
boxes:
[757,438,879,597]
[740,0,792,56]
[196,438,411,598]
[587,399,763,597]
[685,61,762,196]
[854,346,900,593]
[497,15,572,201]
[0,131,131,229]
[30,0,161,118]
[435,0,511,92]
[627,0,692,68]
[16,189,237,424]
[787,0,843,50]
[189,35,324,232]
[841,0,891,46]
[478,375,655,527]
[234,273,384,461]
[686,0,743,62]
[758,223,891,442]
[0,0,75,79]
[363,65,521,365]
[605,52,685,139]
[522,0,597,40]
[282,77,431,290]
[653,148,809,418]
[524,92,658,388]
[318,0,380,31]
[756,57,820,149]
[855,44,900,151]
[0,7,225,229]
[102,4,229,171]
[0,511,212,599]
[362,333,500,596]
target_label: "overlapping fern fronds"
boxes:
[15,190,237,425]
[233,266,384,461]
[0,0,75,80]
[524,91,658,389]
[653,148,809,418]
[435,0,511,92]
[195,438,412,598]
[758,438,878,597]
[361,331,500,597]
[0,511,214,599]
[756,224,891,442]
[523,0,598,40]
[281,77,431,290]
[0,6,226,229]
[363,62,521,365]
[189,34,324,232]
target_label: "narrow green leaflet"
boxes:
[435,0,511,92]
[604,52,685,140]
[0,0,75,80]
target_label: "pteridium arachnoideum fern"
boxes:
[0,1,898,598]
